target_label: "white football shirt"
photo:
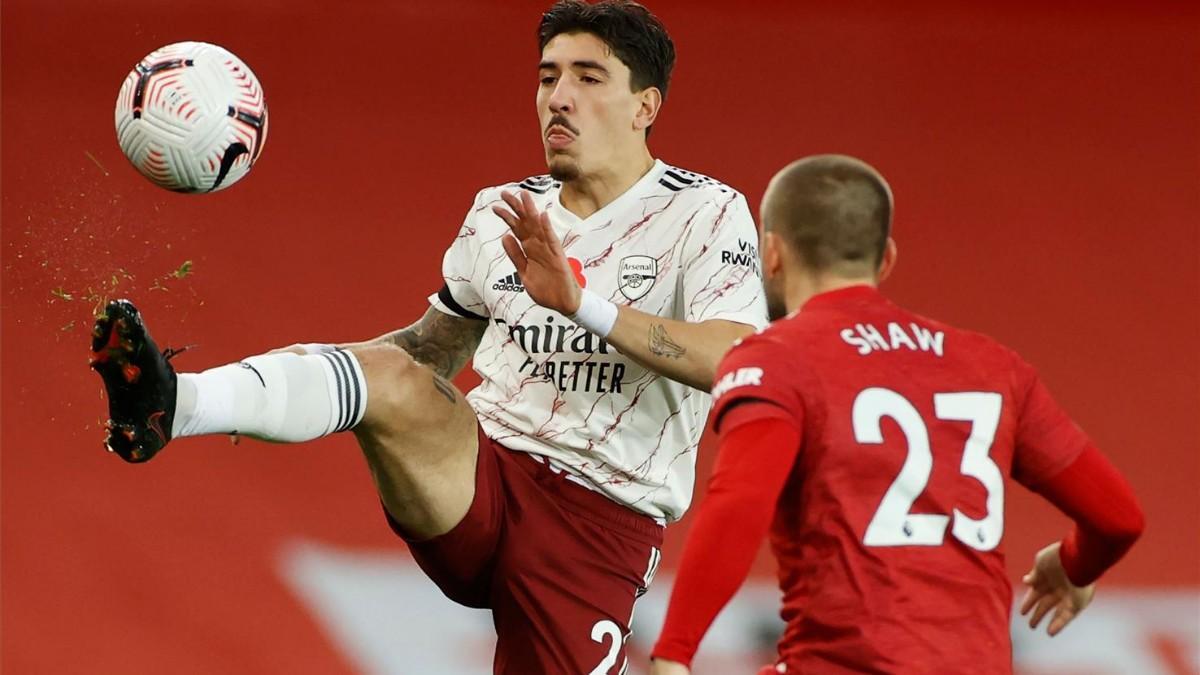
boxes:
[429,160,767,521]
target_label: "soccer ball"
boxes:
[114,42,268,193]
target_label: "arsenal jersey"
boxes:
[432,160,768,521]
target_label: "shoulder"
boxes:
[720,320,801,370]
[712,320,809,410]
[659,165,737,195]
[661,166,754,252]
[920,309,1024,364]
[473,172,562,206]
[658,164,746,205]
[901,304,1036,388]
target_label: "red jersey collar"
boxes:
[801,284,884,312]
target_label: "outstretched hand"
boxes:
[1019,541,1095,636]
[492,190,582,316]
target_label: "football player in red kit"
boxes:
[649,155,1144,674]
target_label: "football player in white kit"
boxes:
[89,2,767,672]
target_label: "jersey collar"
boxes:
[551,159,667,228]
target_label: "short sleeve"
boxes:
[681,192,768,329]
[710,332,804,432]
[1011,359,1092,487]
[428,191,490,320]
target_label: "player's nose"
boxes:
[547,81,573,114]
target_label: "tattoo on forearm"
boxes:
[649,323,687,359]
[383,308,485,379]
[431,374,458,403]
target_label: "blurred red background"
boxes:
[3,1,1197,673]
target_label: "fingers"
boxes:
[501,234,528,274]
[520,189,538,219]
[1049,585,1093,636]
[493,190,564,268]
[493,190,543,240]
[1019,568,1041,615]
[1028,594,1057,630]
[1019,586,1041,616]
[500,189,524,216]
[539,210,568,258]
[521,189,559,246]
[492,191,524,235]
[492,203,519,232]
[1047,604,1075,636]
[537,208,556,239]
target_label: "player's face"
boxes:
[537,32,651,181]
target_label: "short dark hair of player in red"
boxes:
[762,155,892,271]
[538,0,676,132]
[758,155,897,320]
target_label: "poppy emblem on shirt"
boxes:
[567,257,587,288]
[618,255,657,301]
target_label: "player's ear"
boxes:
[633,87,662,132]
[762,230,785,279]
[877,238,898,283]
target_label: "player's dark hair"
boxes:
[764,155,893,275]
[538,1,675,134]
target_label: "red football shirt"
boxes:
[705,285,1091,674]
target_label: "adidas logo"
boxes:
[492,272,524,292]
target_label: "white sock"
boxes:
[171,350,367,442]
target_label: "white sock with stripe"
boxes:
[171,350,367,441]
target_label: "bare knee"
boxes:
[350,341,460,429]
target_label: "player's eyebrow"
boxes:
[538,60,610,74]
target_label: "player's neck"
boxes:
[787,275,877,312]
[559,151,656,219]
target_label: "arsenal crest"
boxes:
[618,255,657,301]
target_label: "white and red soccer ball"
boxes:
[115,41,267,193]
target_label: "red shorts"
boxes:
[386,427,665,675]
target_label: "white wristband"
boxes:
[569,289,619,338]
[299,343,336,355]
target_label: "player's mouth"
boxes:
[546,125,576,150]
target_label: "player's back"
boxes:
[750,285,1066,674]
